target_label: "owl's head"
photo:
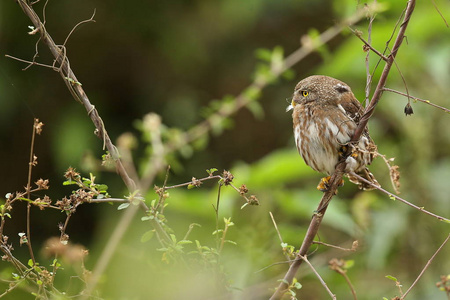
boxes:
[287,75,352,111]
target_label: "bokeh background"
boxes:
[0,0,449,299]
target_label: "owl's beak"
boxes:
[286,100,295,112]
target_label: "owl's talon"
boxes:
[317,176,344,192]
[338,145,348,158]
[317,176,331,192]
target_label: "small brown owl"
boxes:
[288,75,379,191]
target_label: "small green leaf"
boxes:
[62,180,77,186]
[170,234,177,243]
[96,184,108,191]
[177,240,193,245]
[255,48,272,62]
[141,215,154,221]
[140,230,154,243]
[293,281,302,289]
[385,275,398,281]
[187,184,195,190]
[117,203,130,210]
[277,279,289,285]
[344,260,355,269]
[28,259,34,267]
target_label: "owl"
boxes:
[288,75,379,191]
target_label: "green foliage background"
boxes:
[0,0,449,299]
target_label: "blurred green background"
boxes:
[0,0,449,299]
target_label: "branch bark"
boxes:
[270,1,416,298]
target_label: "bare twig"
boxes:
[349,172,449,222]
[62,9,96,48]
[350,28,388,63]
[300,255,336,300]
[25,119,39,266]
[364,1,376,108]
[329,258,358,300]
[430,0,449,28]
[400,233,450,299]
[313,240,359,252]
[4,55,55,70]
[270,212,284,245]
[270,1,416,298]
[383,87,450,114]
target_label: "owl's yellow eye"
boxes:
[301,91,309,97]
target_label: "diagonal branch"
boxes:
[14,0,142,205]
[270,1,416,299]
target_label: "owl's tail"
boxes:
[347,168,380,190]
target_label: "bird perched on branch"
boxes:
[287,75,379,191]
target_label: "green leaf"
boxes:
[293,281,302,289]
[62,180,77,186]
[385,275,398,281]
[28,259,34,267]
[170,234,177,243]
[140,230,154,243]
[117,203,130,210]
[96,184,108,191]
[344,260,355,269]
[255,48,272,62]
[177,240,193,245]
[141,215,154,221]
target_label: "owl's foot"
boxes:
[317,176,344,192]
[338,145,358,159]
[338,145,348,158]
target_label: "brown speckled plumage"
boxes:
[289,75,379,190]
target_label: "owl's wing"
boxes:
[338,94,364,125]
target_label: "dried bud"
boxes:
[239,184,248,196]
[404,102,414,116]
[64,167,80,181]
[221,170,234,186]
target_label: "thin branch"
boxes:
[300,255,336,300]
[4,55,56,70]
[14,0,142,204]
[430,0,449,28]
[25,119,39,266]
[329,258,358,300]
[364,1,376,108]
[383,87,450,113]
[353,0,415,140]
[400,233,450,299]
[350,28,388,62]
[312,240,358,252]
[349,172,450,222]
[270,212,284,245]
[62,9,96,48]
